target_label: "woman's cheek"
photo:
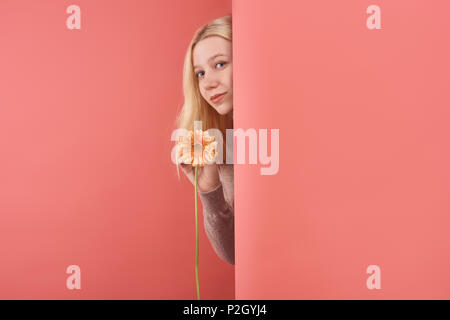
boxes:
[227,69,233,88]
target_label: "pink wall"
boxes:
[1,0,449,300]
[234,0,450,299]
[0,0,233,299]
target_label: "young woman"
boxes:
[174,15,234,265]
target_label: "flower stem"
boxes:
[194,166,200,300]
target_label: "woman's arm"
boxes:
[198,182,235,265]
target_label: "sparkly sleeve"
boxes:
[198,182,235,265]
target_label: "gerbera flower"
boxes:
[175,130,218,178]
[174,129,218,300]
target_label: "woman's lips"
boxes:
[210,92,227,103]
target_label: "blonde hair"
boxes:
[174,14,232,159]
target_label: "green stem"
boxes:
[194,166,200,300]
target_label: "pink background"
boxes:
[0,0,233,299]
[234,0,450,299]
[1,0,450,300]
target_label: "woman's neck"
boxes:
[225,110,234,129]
[223,110,234,165]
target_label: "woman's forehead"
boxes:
[193,36,231,66]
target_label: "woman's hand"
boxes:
[179,163,221,193]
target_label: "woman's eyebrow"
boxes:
[193,53,227,70]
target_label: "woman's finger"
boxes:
[179,163,191,173]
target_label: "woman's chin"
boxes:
[215,103,233,115]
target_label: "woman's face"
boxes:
[193,36,233,115]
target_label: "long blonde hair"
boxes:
[174,14,232,159]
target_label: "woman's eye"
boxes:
[196,62,226,79]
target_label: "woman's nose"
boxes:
[203,73,219,89]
